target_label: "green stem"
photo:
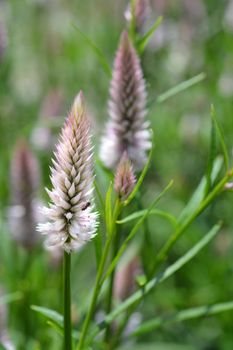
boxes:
[77,200,121,350]
[104,230,120,346]
[152,170,233,274]
[64,251,72,350]
[77,237,112,350]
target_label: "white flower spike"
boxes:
[38,92,98,253]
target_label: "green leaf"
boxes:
[124,140,153,206]
[156,73,206,104]
[94,179,105,213]
[205,114,217,194]
[178,156,223,225]
[0,291,23,305]
[211,104,229,171]
[93,228,103,268]
[47,320,63,336]
[100,223,221,326]
[31,305,63,327]
[137,16,163,53]
[72,24,111,78]
[118,343,195,350]
[129,0,137,41]
[105,182,113,236]
[117,209,177,228]
[47,321,80,341]
[132,300,233,336]
[102,180,173,283]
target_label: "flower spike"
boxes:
[38,92,98,253]
[100,31,151,171]
[9,140,40,250]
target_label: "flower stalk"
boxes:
[64,251,72,350]
[77,199,122,350]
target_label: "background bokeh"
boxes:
[0,0,233,349]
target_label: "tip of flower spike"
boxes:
[71,91,85,121]
[120,31,131,49]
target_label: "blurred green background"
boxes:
[0,0,233,349]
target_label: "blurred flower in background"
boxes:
[8,140,41,250]
[114,255,140,301]
[125,0,150,34]
[31,89,64,151]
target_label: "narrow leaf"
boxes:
[129,0,137,41]
[132,300,233,336]
[72,24,111,78]
[31,305,63,326]
[93,228,103,268]
[124,140,153,206]
[178,156,223,225]
[47,320,63,336]
[94,180,105,213]
[117,208,177,228]
[0,291,23,305]
[205,115,217,194]
[137,16,163,53]
[211,104,229,171]
[156,73,206,104]
[105,182,113,236]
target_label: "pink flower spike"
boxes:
[9,140,40,250]
[37,92,98,253]
[100,31,151,171]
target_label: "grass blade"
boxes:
[137,16,163,53]
[117,209,177,228]
[132,300,233,336]
[156,73,206,104]
[205,115,217,194]
[0,291,23,305]
[31,305,63,327]
[105,182,113,236]
[72,24,111,78]
[178,156,223,225]
[124,140,153,206]
[211,104,229,171]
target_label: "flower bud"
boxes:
[114,152,136,201]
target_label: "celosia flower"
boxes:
[125,0,150,34]
[114,152,136,201]
[31,89,64,151]
[37,92,98,253]
[9,140,40,249]
[100,31,151,170]
[114,256,140,301]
